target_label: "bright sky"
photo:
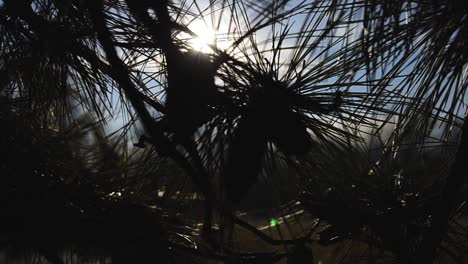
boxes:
[98,0,467,144]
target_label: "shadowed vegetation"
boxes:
[0,0,467,263]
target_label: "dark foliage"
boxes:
[0,0,467,263]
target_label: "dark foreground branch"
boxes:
[419,114,468,262]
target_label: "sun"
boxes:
[189,23,215,53]
[187,20,232,53]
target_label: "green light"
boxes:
[270,218,278,227]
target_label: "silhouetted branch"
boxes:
[419,114,468,262]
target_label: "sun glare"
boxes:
[188,20,232,53]
[190,26,215,53]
